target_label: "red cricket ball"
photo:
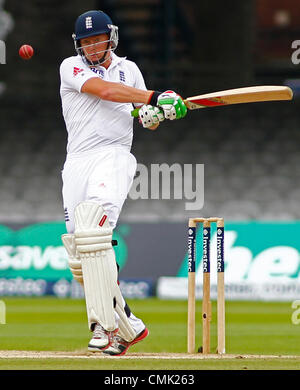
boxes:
[19,44,34,60]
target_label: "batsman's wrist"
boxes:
[147,91,162,106]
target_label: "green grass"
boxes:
[0,297,300,369]
[1,358,300,370]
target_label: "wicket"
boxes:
[187,217,225,354]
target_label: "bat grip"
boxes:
[131,100,188,117]
[131,108,140,117]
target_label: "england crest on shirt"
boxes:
[119,70,125,83]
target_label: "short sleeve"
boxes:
[128,61,147,108]
[133,64,147,91]
[60,57,98,93]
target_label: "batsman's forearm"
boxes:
[81,77,153,104]
[101,82,153,103]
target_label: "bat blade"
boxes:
[184,85,293,110]
[130,85,293,117]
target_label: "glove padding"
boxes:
[157,90,187,120]
[138,104,164,128]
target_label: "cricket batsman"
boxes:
[59,10,187,356]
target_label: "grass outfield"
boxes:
[0,297,300,370]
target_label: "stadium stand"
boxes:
[0,98,299,223]
[0,0,299,223]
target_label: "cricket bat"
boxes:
[131,85,293,117]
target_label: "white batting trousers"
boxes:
[62,145,146,336]
[62,145,137,233]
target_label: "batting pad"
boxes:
[74,202,135,340]
[115,296,136,342]
[61,234,83,285]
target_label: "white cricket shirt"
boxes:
[59,53,147,154]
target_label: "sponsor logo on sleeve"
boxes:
[73,67,84,77]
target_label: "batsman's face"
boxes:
[80,34,111,64]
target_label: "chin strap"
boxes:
[86,41,111,67]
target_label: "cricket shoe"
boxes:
[88,323,119,352]
[102,327,149,356]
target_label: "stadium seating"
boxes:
[1,0,299,224]
[0,98,298,223]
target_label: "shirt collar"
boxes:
[88,52,126,71]
[109,52,126,69]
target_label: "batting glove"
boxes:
[138,104,164,128]
[156,90,187,120]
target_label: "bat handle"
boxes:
[131,108,140,117]
[131,99,188,117]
